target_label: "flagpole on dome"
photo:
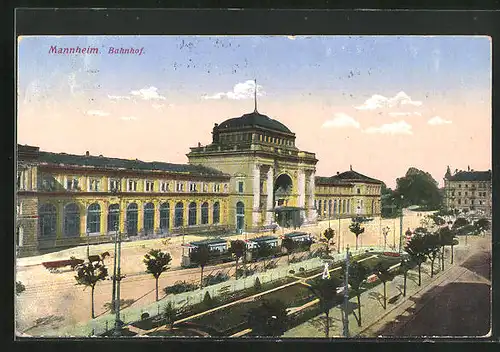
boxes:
[254,79,258,113]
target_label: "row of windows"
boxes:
[454,182,489,189]
[40,175,229,194]
[455,199,486,206]
[450,191,489,197]
[38,201,222,237]
[219,133,295,147]
[315,198,377,217]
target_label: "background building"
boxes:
[443,166,492,216]
[16,109,382,256]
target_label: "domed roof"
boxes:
[218,111,292,134]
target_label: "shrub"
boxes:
[299,267,305,273]
[203,271,230,287]
[163,280,198,295]
[289,270,295,275]
[254,277,262,291]
[203,291,214,308]
[141,312,150,320]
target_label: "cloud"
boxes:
[355,91,422,110]
[322,113,360,129]
[108,94,131,101]
[130,86,166,101]
[152,103,165,110]
[364,121,413,135]
[388,111,422,117]
[202,80,264,100]
[87,110,110,117]
[428,116,452,125]
[120,116,137,121]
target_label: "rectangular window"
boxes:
[160,182,170,192]
[128,179,137,191]
[145,181,154,192]
[176,182,185,192]
[189,182,197,192]
[458,199,461,205]
[66,178,79,190]
[465,184,468,188]
[465,192,468,196]
[458,192,461,196]
[89,179,101,191]
[110,179,120,192]
[238,181,244,193]
[213,183,220,193]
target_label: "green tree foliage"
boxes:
[438,226,456,267]
[404,232,428,286]
[74,261,108,318]
[16,281,26,296]
[349,220,365,250]
[281,237,296,264]
[143,249,172,301]
[254,277,262,292]
[452,217,469,229]
[341,261,368,327]
[307,276,344,337]
[474,218,490,233]
[423,234,441,277]
[399,257,413,297]
[190,244,211,288]
[320,228,336,255]
[202,291,214,308]
[255,241,274,269]
[229,240,246,279]
[162,302,177,329]
[373,262,395,310]
[247,299,289,337]
[394,167,442,210]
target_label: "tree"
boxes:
[349,220,365,250]
[255,241,274,269]
[74,261,108,318]
[307,276,344,337]
[404,231,428,286]
[394,167,442,210]
[452,217,469,230]
[423,233,441,278]
[399,258,413,297]
[373,262,395,310]
[341,261,368,326]
[16,281,25,296]
[320,228,335,255]
[190,244,210,288]
[143,249,172,301]
[474,218,490,234]
[229,240,246,279]
[247,299,289,337]
[281,237,296,264]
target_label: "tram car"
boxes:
[181,238,233,268]
[282,231,313,243]
[244,235,281,262]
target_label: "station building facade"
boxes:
[16,109,382,256]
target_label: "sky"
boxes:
[17,35,492,188]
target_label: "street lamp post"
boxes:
[399,195,404,253]
[343,244,350,338]
[337,217,341,254]
[113,223,122,336]
[86,227,90,259]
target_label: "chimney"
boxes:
[337,171,340,175]
[468,165,470,171]
[85,151,90,156]
[350,165,352,171]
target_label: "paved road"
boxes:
[375,235,491,337]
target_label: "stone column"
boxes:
[252,164,261,227]
[265,166,274,224]
[307,171,317,223]
[298,169,306,222]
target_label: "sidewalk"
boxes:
[283,235,486,338]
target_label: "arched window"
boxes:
[64,203,80,237]
[108,204,120,233]
[334,200,337,214]
[347,200,351,214]
[87,203,101,234]
[126,203,138,235]
[144,202,155,234]
[201,202,209,225]
[39,203,57,237]
[317,200,322,216]
[175,202,184,227]
[236,201,245,231]
[188,202,197,226]
[160,202,170,231]
[328,200,332,217]
[213,202,220,224]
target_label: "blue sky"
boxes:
[17,35,491,187]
